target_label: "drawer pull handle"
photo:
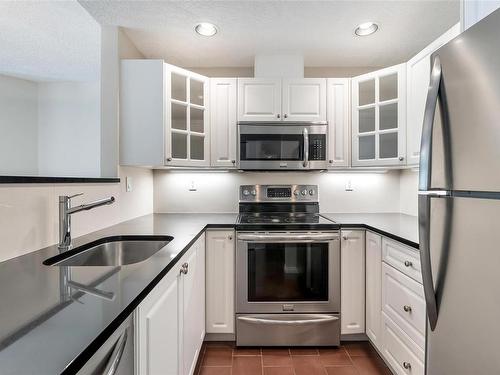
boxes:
[403,305,412,313]
[403,361,412,370]
[404,260,413,267]
[180,262,189,275]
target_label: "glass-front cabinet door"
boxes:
[351,64,406,167]
[166,65,209,166]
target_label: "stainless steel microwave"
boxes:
[238,122,328,170]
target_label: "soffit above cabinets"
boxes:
[81,0,459,69]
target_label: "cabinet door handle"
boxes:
[403,305,412,313]
[403,361,411,370]
[404,260,413,267]
[231,160,236,164]
[277,114,281,119]
[284,114,288,118]
[180,262,189,275]
[399,156,404,161]
[166,157,172,162]
[228,235,233,240]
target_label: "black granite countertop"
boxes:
[320,213,419,249]
[0,213,237,375]
[0,212,418,374]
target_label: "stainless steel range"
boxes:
[235,185,340,346]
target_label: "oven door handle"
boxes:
[237,315,339,325]
[237,233,339,242]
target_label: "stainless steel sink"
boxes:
[44,235,173,266]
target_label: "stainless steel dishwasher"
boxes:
[76,315,134,375]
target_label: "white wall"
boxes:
[399,169,419,216]
[0,74,38,175]
[154,170,402,213]
[37,81,101,177]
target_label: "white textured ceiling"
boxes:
[0,1,100,82]
[81,0,460,68]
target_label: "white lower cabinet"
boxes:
[381,313,425,375]
[341,230,365,335]
[135,235,205,375]
[205,230,235,334]
[365,231,382,350]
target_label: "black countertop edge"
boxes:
[0,176,120,184]
[61,226,216,374]
[339,223,419,249]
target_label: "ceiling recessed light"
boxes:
[355,22,379,36]
[195,22,218,37]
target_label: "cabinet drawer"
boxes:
[382,238,421,283]
[382,263,425,349]
[382,313,424,375]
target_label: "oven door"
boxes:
[238,123,327,170]
[236,231,340,313]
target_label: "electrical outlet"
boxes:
[189,180,197,192]
[345,179,353,191]
[126,176,133,192]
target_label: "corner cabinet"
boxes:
[351,64,407,167]
[327,78,350,168]
[120,60,210,168]
[210,78,237,168]
[237,78,326,122]
[406,24,460,165]
[340,230,365,335]
[135,235,205,375]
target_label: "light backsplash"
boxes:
[154,170,406,214]
[0,166,153,263]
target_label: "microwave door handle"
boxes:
[303,128,309,168]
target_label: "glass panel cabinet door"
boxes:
[166,65,209,166]
[352,64,406,166]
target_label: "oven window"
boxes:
[240,134,303,161]
[247,243,328,301]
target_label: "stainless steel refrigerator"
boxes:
[419,8,500,375]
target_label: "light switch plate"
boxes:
[345,179,353,191]
[126,176,133,192]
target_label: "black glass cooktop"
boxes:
[238,212,335,225]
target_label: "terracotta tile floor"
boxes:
[197,341,393,375]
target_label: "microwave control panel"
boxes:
[309,135,326,160]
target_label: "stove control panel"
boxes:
[240,185,318,202]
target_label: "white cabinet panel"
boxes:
[327,78,350,168]
[206,230,235,334]
[461,0,500,30]
[341,230,365,334]
[382,263,425,349]
[365,231,382,350]
[135,266,180,375]
[382,313,424,375]
[406,24,460,165]
[182,235,205,375]
[352,64,407,167]
[282,78,326,122]
[237,78,281,121]
[210,78,237,168]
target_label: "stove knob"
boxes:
[293,190,300,196]
[309,189,315,195]
[251,190,257,196]
[243,189,250,196]
[301,189,307,196]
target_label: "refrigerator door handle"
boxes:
[419,55,441,191]
[419,194,439,330]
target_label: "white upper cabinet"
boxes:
[120,60,210,168]
[461,0,500,30]
[237,78,326,122]
[282,78,327,122]
[327,78,350,168]
[210,78,237,168]
[351,64,407,167]
[238,78,281,121]
[166,64,210,167]
[406,24,460,165]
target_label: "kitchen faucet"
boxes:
[58,193,115,250]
